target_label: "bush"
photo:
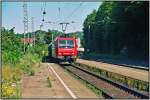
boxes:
[19,52,40,75]
[2,83,16,98]
[30,70,35,76]
[47,77,52,88]
[2,65,22,98]
[12,68,22,82]
[1,27,48,98]
[29,44,48,58]
[2,65,13,81]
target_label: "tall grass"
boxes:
[2,28,45,98]
[2,44,48,98]
[2,65,22,98]
[2,27,48,98]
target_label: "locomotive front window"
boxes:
[66,40,74,48]
[59,40,66,45]
[59,40,74,48]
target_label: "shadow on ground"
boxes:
[42,56,54,63]
[81,56,149,68]
[41,56,72,67]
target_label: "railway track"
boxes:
[83,58,149,71]
[60,63,149,99]
[97,60,148,71]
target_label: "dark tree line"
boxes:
[44,29,63,44]
[83,1,149,60]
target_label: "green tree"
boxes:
[2,27,23,65]
[83,1,149,60]
[83,10,97,52]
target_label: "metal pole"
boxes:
[40,24,43,42]
[31,17,35,46]
[87,25,90,52]
[52,33,53,42]
[23,2,28,52]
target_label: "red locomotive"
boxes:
[48,37,78,63]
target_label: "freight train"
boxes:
[48,37,78,63]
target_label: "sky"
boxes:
[2,2,101,33]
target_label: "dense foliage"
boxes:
[83,1,149,60]
[44,29,63,44]
[1,27,48,98]
[2,28,23,65]
[68,31,84,47]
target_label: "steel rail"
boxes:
[60,63,149,99]
[95,59,149,71]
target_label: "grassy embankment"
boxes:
[80,52,148,92]
[75,62,149,92]
[2,44,48,98]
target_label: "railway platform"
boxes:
[22,63,98,99]
[76,59,148,82]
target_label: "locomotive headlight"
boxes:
[73,56,76,58]
[72,53,74,55]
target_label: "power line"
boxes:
[56,2,84,23]
[63,2,84,22]
[55,7,61,23]
[56,2,67,23]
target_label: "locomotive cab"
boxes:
[49,37,78,63]
[57,38,77,62]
